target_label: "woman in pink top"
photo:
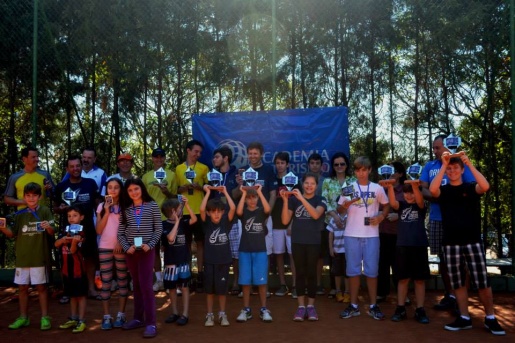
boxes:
[96,178,128,330]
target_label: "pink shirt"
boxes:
[96,203,121,249]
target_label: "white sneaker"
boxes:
[152,281,164,292]
[260,308,273,323]
[205,314,215,327]
[219,313,230,326]
[236,309,252,322]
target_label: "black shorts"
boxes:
[185,216,204,243]
[63,275,88,298]
[331,252,347,277]
[203,263,230,295]
[395,246,430,281]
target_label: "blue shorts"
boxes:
[163,263,191,289]
[344,237,380,277]
[238,251,268,285]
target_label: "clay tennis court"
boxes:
[1,286,512,342]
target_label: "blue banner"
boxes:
[192,107,349,176]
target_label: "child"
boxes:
[386,180,430,324]
[161,196,197,326]
[338,156,389,320]
[1,182,55,331]
[55,206,88,333]
[96,178,128,330]
[326,213,348,303]
[236,185,272,323]
[118,178,163,338]
[429,152,505,335]
[280,172,327,321]
[200,185,236,327]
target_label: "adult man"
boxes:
[142,147,177,291]
[102,152,137,195]
[176,140,209,291]
[420,134,474,311]
[54,156,100,298]
[211,146,240,294]
[4,146,54,209]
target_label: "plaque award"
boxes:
[378,164,395,187]
[242,167,258,189]
[62,187,77,206]
[154,167,166,184]
[184,167,196,195]
[66,224,83,235]
[341,184,355,198]
[282,172,298,194]
[405,163,423,184]
[208,169,223,190]
[444,133,464,157]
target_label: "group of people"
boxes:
[0,135,505,337]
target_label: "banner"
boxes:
[192,107,349,176]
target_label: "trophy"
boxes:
[184,167,196,195]
[341,184,355,198]
[405,163,423,184]
[282,172,298,194]
[207,169,223,191]
[66,224,83,235]
[62,187,76,206]
[444,133,464,157]
[378,164,395,186]
[177,194,184,217]
[154,167,166,184]
[242,167,258,189]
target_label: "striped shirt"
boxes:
[326,215,347,253]
[118,201,163,251]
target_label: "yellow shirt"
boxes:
[142,168,178,220]
[175,162,209,214]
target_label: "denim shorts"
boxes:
[344,236,380,277]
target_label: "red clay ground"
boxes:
[0,287,512,343]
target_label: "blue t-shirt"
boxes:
[396,201,428,247]
[420,159,475,221]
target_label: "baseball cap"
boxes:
[117,153,133,162]
[152,148,166,157]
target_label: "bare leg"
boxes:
[366,277,378,306]
[349,276,360,304]
[169,289,178,314]
[397,279,409,306]
[454,286,469,316]
[18,285,30,317]
[181,286,190,317]
[218,294,227,313]
[258,284,267,308]
[78,296,87,320]
[206,294,214,314]
[242,285,251,308]
[276,254,286,285]
[478,287,495,316]
[297,295,305,307]
[414,280,426,308]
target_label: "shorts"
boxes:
[229,222,241,259]
[63,275,89,298]
[331,252,347,277]
[204,263,230,295]
[185,216,205,243]
[163,263,191,289]
[238,251,268,285]
[344,236,380,277]
[265,217,273,255]
[395,246,430,281]
[443,243,489,290]
[428,220,443,255]
[272,228,291,254]
[14,267,49,285]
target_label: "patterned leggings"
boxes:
[99,248,129,300]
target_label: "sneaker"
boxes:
[444,316,473,331]
[113,313,126,328]
[415,307,429,324]
[205,313,215,327]
[101,316,113,330]
[484,317,505,336]
[152,281,164,292]
[95,275,103,289]
[142,325,157,338]
[293,307,306,322]
[275,285,289,297]
[237,291,243,298]
[335,291,344,303]
[59,318,78,329]
[72,321,86,334]
[40,316,52,330]
[165,314,179,324]
[291,288,298,299]
[327,289,337,299]
[260,308,273,323]
[306,306,318,321]
[219,313,230,326]
[176,315,189,326]
[8,316,30,330]
[434,294,456,311]
[368,305,385,320]
[391,306,407,322]
[316,285,325,295]
[122,319,145,330]
[340,305,360,319]
[236,309,252,322]
[343,292,351,303]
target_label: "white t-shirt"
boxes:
[344,181,388,238]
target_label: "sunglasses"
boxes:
[334,163,346,167]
